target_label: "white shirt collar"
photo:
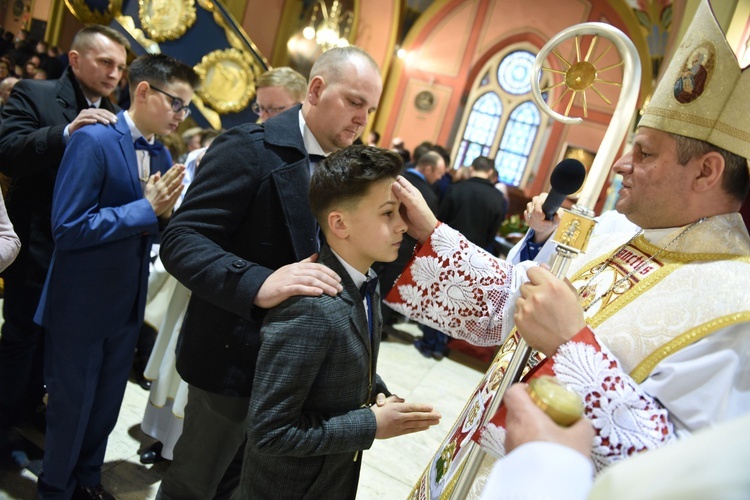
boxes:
[123,110,152,143]
[329,247,372,291]
[298,109,326,157]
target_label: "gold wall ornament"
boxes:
[196,0,269,68]
[65,0,123,25]
[115,15,161,53]
[139,0,197,42]
[194,49,260,114]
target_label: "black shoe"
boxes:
[139,441,165,464]
[72,484,116,500]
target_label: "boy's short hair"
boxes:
[310,145,403,226]
[127,53,200,93]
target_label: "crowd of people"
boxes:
[0,1,749,498]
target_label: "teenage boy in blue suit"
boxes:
[34,54,199,499]
[237,145,442,498]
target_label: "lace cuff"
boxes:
[384,223,515,347]
[479,326,675,472]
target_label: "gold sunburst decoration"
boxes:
[193,48,262,114]
[139,0,197,42]
[541,35,624,118]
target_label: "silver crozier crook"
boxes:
[449,22,641,499]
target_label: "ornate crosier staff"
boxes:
[449,22,641,499]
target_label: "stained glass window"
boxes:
[451,45,550,187]
[454,92,502,168]
[497,50,536,95]
[495,101,540,185]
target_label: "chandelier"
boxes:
[302,0,354,52]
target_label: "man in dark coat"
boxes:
[157,46,383,499]
[438,155,506,252]
[0,25,128,474]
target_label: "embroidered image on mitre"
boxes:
[639,0,750,167]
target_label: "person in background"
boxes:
[252,66,306,122]
[0,25,129,471]
[438,156,506,254]
[367,130,380,146]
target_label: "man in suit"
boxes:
[34,53,197,499]
[158,46,382,499]
[238,145,440,498]
[439,155,506,252]
[0,25,128,467]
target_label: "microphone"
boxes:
[541,159,586,220]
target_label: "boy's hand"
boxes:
[371,401,441,439]
[145,163,185,217]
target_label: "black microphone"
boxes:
[541,159,586,220]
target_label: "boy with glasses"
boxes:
[34,53,198,499]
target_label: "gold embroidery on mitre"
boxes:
[630,311,750,383]
[638,0,750,164]
[672,41,716,104]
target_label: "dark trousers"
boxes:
[36,318,140,499]
[0,277,46,432]
[157,386,248,500]
[418,325,449,354]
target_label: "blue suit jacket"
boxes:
[35,111,172,336]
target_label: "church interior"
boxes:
[1,0,749,498]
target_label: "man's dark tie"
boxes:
[360,278,378,341]
[134,137,165,157]
[308,153,326,164]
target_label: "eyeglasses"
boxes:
[251,102,295,117]
[151,85,191,117]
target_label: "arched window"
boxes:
[451,46,550,187]
[453,92,502,169]
[496,101,540,185]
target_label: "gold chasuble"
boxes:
[386,214,750,499]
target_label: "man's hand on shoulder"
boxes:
[68,108,118,135]
[254,254,343,309]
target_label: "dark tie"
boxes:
[359,278,378,299]
[360,278,378,340]
[134,137,165,157]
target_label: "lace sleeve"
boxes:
[384,223,517,347]
[551,327,675,471]
[478,326,676,473]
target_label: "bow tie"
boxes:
[360,278,378,299]
[308,153,326,164]
[134,137,165,156]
